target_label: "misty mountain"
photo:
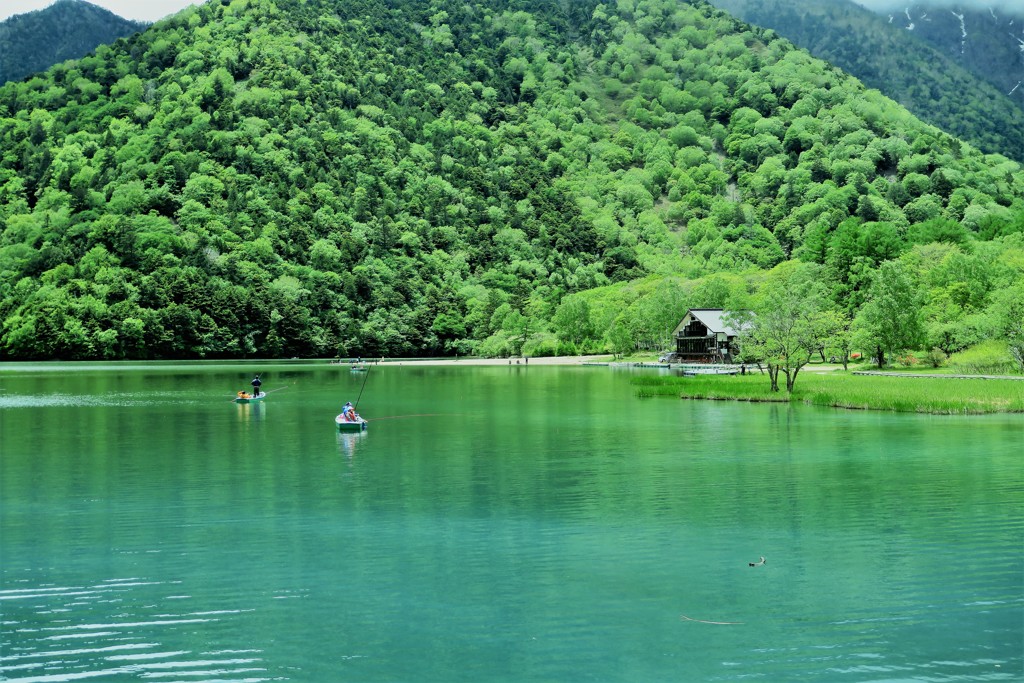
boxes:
[0,0,148,85]
[879,2,1024,102]
[711,0,1024,161]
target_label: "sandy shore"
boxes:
[376,355,617,366]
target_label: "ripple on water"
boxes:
[0,394,153,408]
[0,578,278,682]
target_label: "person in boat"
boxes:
[342,401,359,422]
[238,390,251,399]
[251,374,262,397]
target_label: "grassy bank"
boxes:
[633,372,1024,414]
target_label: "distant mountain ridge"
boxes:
[0,0,148,84]
[880,2,1023,101]
[711,0,1024,161]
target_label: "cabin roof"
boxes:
[684,309,743,336]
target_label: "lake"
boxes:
[1,361,1021,682]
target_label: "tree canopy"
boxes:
[0,0,1022,361]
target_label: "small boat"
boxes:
[350,365,367,372]
[336,414,368,431]
[235,391,266,403]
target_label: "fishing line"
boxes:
[365,413,462,421]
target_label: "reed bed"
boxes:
[633,372,1024,414]
[634,374,785,402]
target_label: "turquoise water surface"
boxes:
[1,362,1021,682]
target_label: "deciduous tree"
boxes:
[731,262,830,392]
[854,260,925,368]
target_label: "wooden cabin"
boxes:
[670,309,745,363]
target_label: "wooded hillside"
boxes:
[0,0,1021,361]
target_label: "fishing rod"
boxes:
[353,364,371,411]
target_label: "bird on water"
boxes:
[749,556,766,567]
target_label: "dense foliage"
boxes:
[0,0,148,85]
[0,0,1022,362]
[711,0,1024,161]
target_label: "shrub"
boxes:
[896,353,919,367]
[924,347,947,368]
[556,340,579,356]
[523,335,559,358]
[476,332,515,358]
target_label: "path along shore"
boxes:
[371,356,847,372]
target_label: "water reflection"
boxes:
[235,402,264,421]
[336,430,366,458]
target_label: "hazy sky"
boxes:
[0,0,205,23]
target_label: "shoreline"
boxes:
[368,356,847,373]
[371,354,617,366]
[634,372,1024,414]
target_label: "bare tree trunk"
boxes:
[786,365,802,392]
[1008,337,1024,374]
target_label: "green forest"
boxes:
[0,0,1022,363]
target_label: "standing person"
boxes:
[251,374,262,397]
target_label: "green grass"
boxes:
[948,339,1020,376]
[633,372,1024,414]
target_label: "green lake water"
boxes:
[1,361,1021,682]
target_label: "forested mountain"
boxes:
[0,0,1022,361]
[0,0,148,85]
[877,2,1023,107]
[710,0,1024,161]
